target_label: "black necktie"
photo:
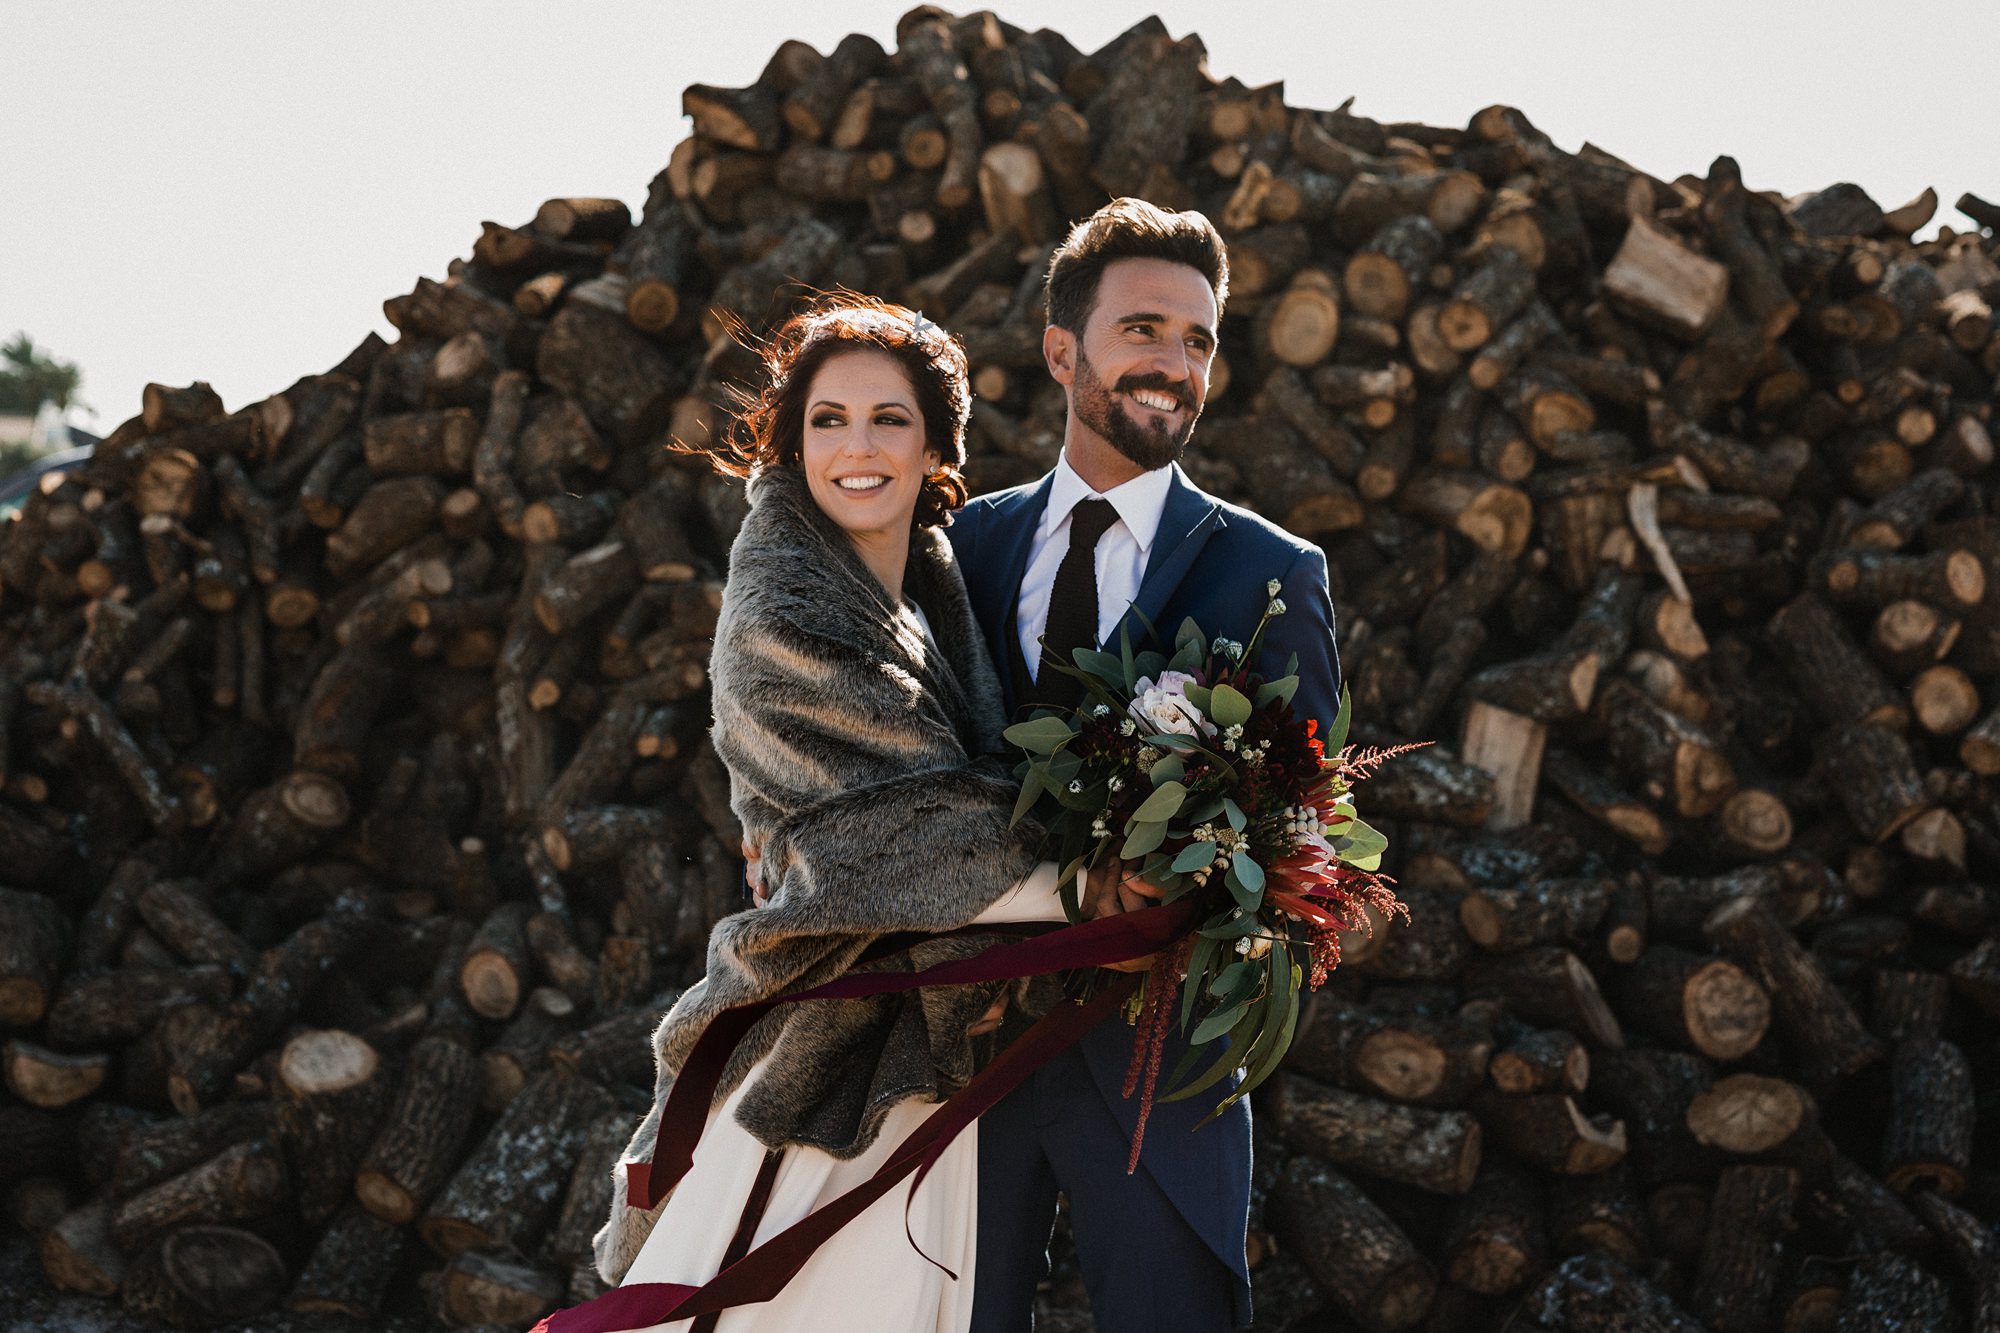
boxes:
[1027,498,1119,711]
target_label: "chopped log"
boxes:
[1271,1157,1438,1332]
[459,901,531,1022]
[0,887,67,1027]
[1398,469,1532,556]
[548,1103,633,1272]
[481,985,578,1109]
[205,769,350,887]
[1831,1252,1955,1332]
[273,1028,388,1229]
[1702,898,1884,1087]
[355,1032,482,1225]
[40,1200,127,1297]
[5,1038,109,1109]
[1849,466,1964,549]
[1604,217,1729,339]
[1815,545,1986,610]
[1621,945,1770,1061]
[122,1224,287,1329]
[1344,215,1444,321]
[441,1247,566,1328]
[1501,363,1596,449]
[1546,1162,1647,1267]
[1518,1254,1704,1332]
[1685,1072,1817,1157]
[110,1137,286,1252]
[45,963,232,1049]
[419,1069,611,1257]
[1459,877,1610,953]
[107,1103,273,1204]
[1288,992,1492,1108]
[1439,246,1535,352]
[1882,1035,1974,1197]
[1470,1088,1627,1174]
[1461,947,1622,1049]
[1442,1162,1545,1295]
[1691,1164,1796,1333]
[1470,302,1562,391]
[1813,721,1929,843]
[1596,678,1736,819]
[1645,865,1799,941]
[289,1201,406,1320]
[1591,1049,1721,1190]
[1909,1191,2000,1333]
[1488,1025,1588,1096]
[1270,1072,1483,1194]
[1263,269,1342,367]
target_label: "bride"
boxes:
[579,295,1072,1332]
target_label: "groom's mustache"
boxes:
[1111,373,1193,411]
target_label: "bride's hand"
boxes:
[967,992,1008,1037]
[1086,858,1165,973]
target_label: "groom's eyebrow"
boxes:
[1115,311,1217,344]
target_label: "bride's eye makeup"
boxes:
[810,410,844,428]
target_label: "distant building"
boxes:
[0,402,92,454]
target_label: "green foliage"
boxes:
[0,333,85,416]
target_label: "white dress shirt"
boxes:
[1015,453,1175,678]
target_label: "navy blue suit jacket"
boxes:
[947,463,1342,1317]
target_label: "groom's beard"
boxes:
[1071,347,1200,472]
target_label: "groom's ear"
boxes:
[1043,325,1077,388]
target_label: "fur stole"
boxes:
[595,466,1040,1282]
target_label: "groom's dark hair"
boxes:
[1044,197,1230,333]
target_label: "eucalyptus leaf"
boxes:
[1183,684,1213,713]
[1210,683,1253,728]
[1223,798,1247,831]
[1324,683,1352,755]
[1073,647,1126,683]
[1163,1007,1260,1103]
[1149,754,1187,785]
[1132,780,1187,824]
[1175,617,1205,657]
[1121,819,1168,859]
[1178,934,1221,1032]
[1171,840,1217,873]
[1191,998,1251,1047]
[1003,715,1074,754]
[1010,769,1045,826]
[1341,820,1387,869]
[1255,675,1299,707]
[1231,852,1265,892]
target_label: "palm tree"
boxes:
[0,333,84,416]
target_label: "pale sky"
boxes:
[8,1,1995,431]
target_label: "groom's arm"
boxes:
[1260,543,1342,736]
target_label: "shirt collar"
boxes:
[1043,451,1174,554]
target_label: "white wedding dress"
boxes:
[619,863,1068,1332]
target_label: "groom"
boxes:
[949,199,1342,1331]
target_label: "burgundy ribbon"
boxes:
[531,901,1191,1333]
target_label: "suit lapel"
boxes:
[983,475,1054,718]
[1112,468,1224,652]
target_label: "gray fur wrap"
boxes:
[594,466,1041,1283]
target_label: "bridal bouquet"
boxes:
[1006,585,1414,1165]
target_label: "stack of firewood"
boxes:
[2,6,1996,1330]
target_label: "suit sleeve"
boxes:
[1259,544,1342,737]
